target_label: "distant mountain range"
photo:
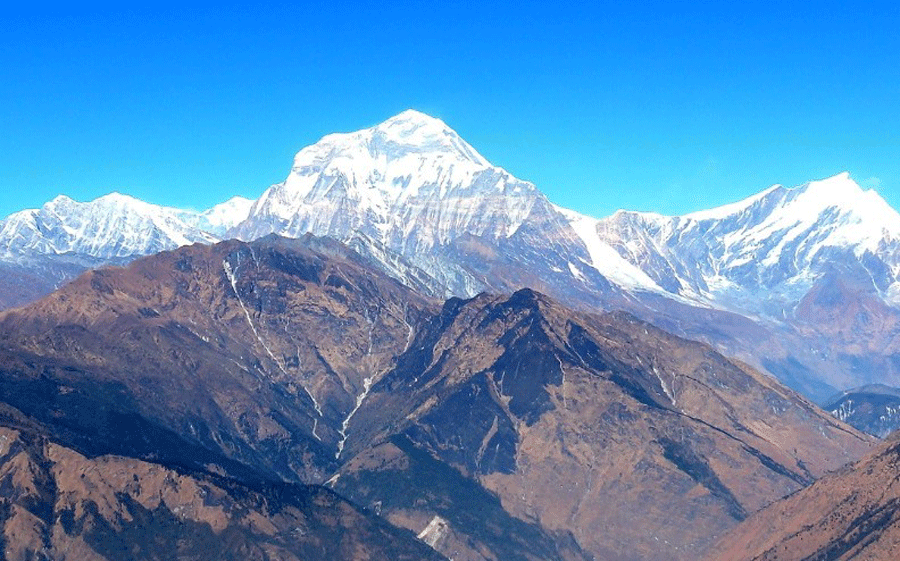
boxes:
[3,110,900,403]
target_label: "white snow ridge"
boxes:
[2,110,899,324]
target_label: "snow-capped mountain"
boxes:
[230,110,680,300]
[595,173,900,317]
[3,109,900,398]
[0,192,222,309]
[231,110,578,291]
[234,109,538,247]
[14,111,896,324]
[227,110,900,321]
[188,196,254,237]
[0,192,217,261]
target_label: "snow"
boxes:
[684,184,782,221]
[556,206,664,291]
[566,213,717,310]
[3,111,899,329]
[0,192,218,260]
[684,173,900,252]
[831,399,855,422]
[417,515,449,547]
[652,366,677,405]
[196,196,254,237]
[335,375,372,459]
[885,282,900,306]
[567,261,586,281]
[594,172,900,317]
[234,109,543,256]
[737,174,900,258]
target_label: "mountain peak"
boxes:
[47,194,74,206]
[237,109,540,255]
[796,172,862,198]
[682,173,884,224]
[94,191,148,207]
[366,109,487,165]
[379,109,449,131]
[789,173,899,229]
[290,110,489,173]
[197,196,254,237]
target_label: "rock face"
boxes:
[335,289,871,561]
[823,384,900,438]
[0,237,873,560]
[0,425,443,561]
[708,435,900,561]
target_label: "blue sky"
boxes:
[2,2,898,219]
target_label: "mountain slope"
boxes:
[0,423,444,561]
[331,289,872,560]
[708,434,900,561]
[0,236,588,561]
[0,236,874,560]
[0,234,438,484]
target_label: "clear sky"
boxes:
[2,1,898,219]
